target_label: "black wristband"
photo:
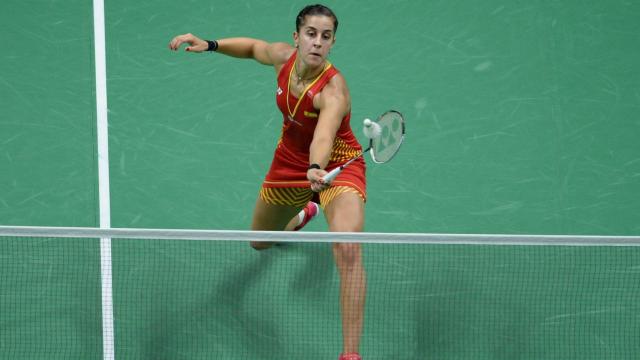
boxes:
[205,40,219,52]
[308,163,321,170]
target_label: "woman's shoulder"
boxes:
[313,68,351,112]
[324,69,349,95]
[270,43,296,69]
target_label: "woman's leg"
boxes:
[250,196,302,250]
[323,191,366,355]
[284,201,320,231]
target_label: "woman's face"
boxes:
[294,15,336,67]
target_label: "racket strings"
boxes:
[371,111,404,163]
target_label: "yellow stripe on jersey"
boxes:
[260,187,313,207]
[260,185,365,209]
[319,186,365,207]
[330,137,361,162]
[286,62,333,118]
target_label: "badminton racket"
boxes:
[323,110,405,183]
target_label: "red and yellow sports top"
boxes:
[263,51,366,195]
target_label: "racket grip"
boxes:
[322,166,342,183]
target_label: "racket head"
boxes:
[369,110,405,163]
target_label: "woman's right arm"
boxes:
[168,33,292,66]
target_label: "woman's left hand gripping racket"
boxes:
[323,110,405,183]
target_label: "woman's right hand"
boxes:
[307,168,329,193]
[168,33,208,52]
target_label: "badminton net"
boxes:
[1,225,639,360]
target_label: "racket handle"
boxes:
[321,155,361,183]
[322,166,343,183]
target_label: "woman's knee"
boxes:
[333,243,362,267]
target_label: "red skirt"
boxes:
[261,142,367,206]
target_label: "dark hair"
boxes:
[296,4,338,33]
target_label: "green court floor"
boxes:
[1,1,639,359]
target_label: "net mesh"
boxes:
[1,228,640,359]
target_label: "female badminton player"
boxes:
[169,5,365,360]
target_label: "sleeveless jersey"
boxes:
[263,51,366,195]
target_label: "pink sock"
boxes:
[339,353,361,360]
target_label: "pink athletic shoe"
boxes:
[339,353,362,360]
[293,202,319,231]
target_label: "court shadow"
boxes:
[140,243,339,359]
[285,242,335,298]
[140,247,283,360]
[212,248,284,359]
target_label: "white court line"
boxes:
[92,0,114,358]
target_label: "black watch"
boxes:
[308,163,321,170]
